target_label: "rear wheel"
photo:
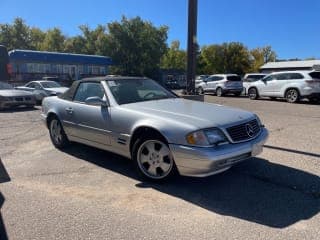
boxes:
[49,117,69,149]
[248,88,259,100]
[216,87,223,97]
[132,136,176,182]
[285,89,299,103]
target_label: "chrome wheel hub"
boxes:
[137,140,173,179]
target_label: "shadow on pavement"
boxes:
[0,158,10,240]
[0,106,38,113]
[264,144,320,158]
[62,144,320,229]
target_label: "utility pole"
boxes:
[186,0,198,94]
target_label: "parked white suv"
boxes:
[196,74,243,97]
[247,71,320,103]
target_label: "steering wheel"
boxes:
[143,92,157,99]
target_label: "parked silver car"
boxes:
[16,80,68,103]
[247,71,320,103]
[0,82,36,110]
[41,76,268,181]
[196,74,243,96]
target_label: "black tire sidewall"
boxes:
[248,88,258,100]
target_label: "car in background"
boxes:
[247,71,320,103]
[41,76,268,182]
[196,74,243,97]
[16,80,68,103]
[0,82,36,110]
[165,79,180,89]
[242,73,266,95]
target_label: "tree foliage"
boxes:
[160,40,186,70]
[105,16,168,76]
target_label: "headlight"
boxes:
[186,128,228,146]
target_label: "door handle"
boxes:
[65,107,73,114]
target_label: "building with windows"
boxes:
[8,49,112,85]
[260,60,320,73]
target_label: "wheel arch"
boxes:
[46,111,59,129]
[129,126,169,156]
[284,87,300,98]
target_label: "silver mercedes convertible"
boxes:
[41,76,268,181]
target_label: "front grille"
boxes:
[15,97,23,101]
[226,119,260,142]
[25,97,31,101]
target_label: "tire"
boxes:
[285,89,299,103]
[197,87,204,95]
[132,135,177,182]
[216,87,223,97]
[49,117,69,149]
[248,88,259,100]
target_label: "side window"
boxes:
[274,73,289,80]
[206,77,214,82]
[73,82,105,103]
[216,76,224,81]
[288,73,304,80]
[26,82,35,88]
[264,75,275,81]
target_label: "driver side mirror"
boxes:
[85,96,108,107]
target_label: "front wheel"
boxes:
[132,137,176,181]
[49,117,69,149]
[248,88,259,100]
[285,89,299,103]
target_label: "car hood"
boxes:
[0,89,34,97]
[44,87,68,93]
[122,98,255,129]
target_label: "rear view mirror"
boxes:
[85,96,108,107]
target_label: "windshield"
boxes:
[107,78,177,105]
[41,81,61,88]
[0,82,13,90]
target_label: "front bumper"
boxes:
[169,128,268,177]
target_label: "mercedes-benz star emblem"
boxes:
[245,124,254,137]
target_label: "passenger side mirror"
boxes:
[85,96,108,107]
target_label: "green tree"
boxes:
[63,36,86,54]
[0,18,32,50]
[105,16,168,77]
[250,46,277,72]
[199,42,251,75]
[40,28,65,52]
[30,27,46,50]
[160,40,186,70]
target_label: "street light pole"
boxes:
[186,0,198,94]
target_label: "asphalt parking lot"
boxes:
[0,96,319,240]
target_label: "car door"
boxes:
[67,82,112,146]
[272,73,289,97]
[207,76,219,91]
[259,75,278,96]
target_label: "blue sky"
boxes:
[1,0,319,59]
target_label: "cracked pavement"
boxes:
[0,96,319,240]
